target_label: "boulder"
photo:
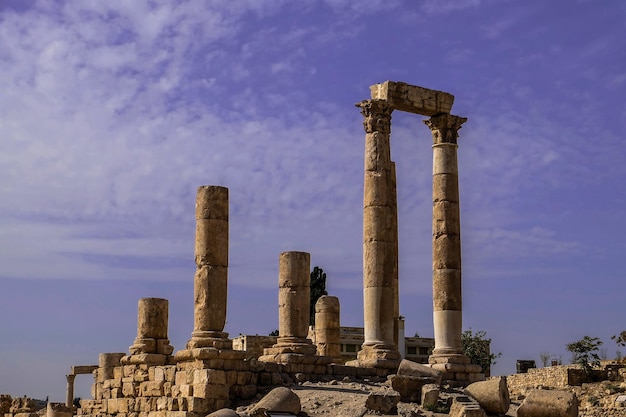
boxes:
[421,384,440,409]
[517,389,578,417]
[365,390,400,414]
[250,387,300,417]
[391,360,442,403]
[206,408,239,417]
[463,376,510,415]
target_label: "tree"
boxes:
[566,335,603,374]
[612,331,626,347]
[539,352,552,367]
[269,329,279,336]
[309,266,328,325]
[461,328,501,376]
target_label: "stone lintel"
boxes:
[370,81,455,116]
[70,365,98,375]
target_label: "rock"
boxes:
[365,390,400,413]
[206,408,239,417]
[463,376,510,415]
[0,395,12,414]
[250,387,300,417]
[397,359,442,383]
[517,389,578,417]
[449,396,486,417]
[421,384,440,409]
[390,360,442,403]
[397,402,424,417]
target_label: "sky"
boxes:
[1,0,625,402]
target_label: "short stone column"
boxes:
[314,295,341,360]
[124,298,173,364]
[65,374,75,408]
[97,352,125,381]
[424,114,482,385]
[260,252,331,364]
[353,99,400,368]
[187,185,232,350]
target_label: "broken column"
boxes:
[425,113,482,384]
[314,295,341,360]
[260,252,319,362]
[187,185,232,350]
[124,297,174,364]
[354,99,401,368]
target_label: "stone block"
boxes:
[250,387,301,417]
[193,369,226,385]
[365,390,400,414]
[421,384,440,409]
[175,371,193,385]
[517,389,578,417]
[140,381,164,397]
[464,376,510,415]
[193,384,229,400]
[450,397,486,417]
[370,81,455,116]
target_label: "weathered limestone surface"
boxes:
[260,252,333,365]
[185,185,233,352]
[517,389,578,417]
[354,98,400,368]
[449,396,487,417]
[463,376,510,415]
[250,387,301,417]
[314,295,341,360]
[128,298,173,358]
[370,81,455,116]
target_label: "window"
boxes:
[406,346,417,355]
[345,344,357,353]
[419,347,430,355]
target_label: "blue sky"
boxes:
[1,0,625,401]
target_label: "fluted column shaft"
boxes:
[359,99,396,349]
[424,114,467,357]
[65,374,75,408]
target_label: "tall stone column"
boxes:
[424,114,481,383]
[65,374,75,408]
[355,99,400,367]
[187,185,232,350]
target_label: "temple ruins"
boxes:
[51,81,486,416]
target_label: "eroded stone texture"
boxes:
[369,81,455,116]
[424,114,481,385]
[355,98,400,368]
[463,376,510,415]
[517,389,578,417]
[260,252,330,363]
[187,185,232,351]
[314,295,341,360]
[128,298,174,361]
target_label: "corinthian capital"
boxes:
[424,114,467,145]
[356,99,393,134]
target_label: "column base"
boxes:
[428,353,485,387]
[345,344,401,369]
[129,337,174,355]
[187,331,232,350]
[259,337,327,364]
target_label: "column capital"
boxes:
[66,374,76,382]
[424,114,467,145]
[356,99,393,134]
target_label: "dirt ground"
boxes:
[233,377,626,417]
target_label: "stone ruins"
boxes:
[26,81,490,416]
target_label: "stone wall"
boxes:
[76,354,393,417]
[506,365,575,395]
[232,335,277,359]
